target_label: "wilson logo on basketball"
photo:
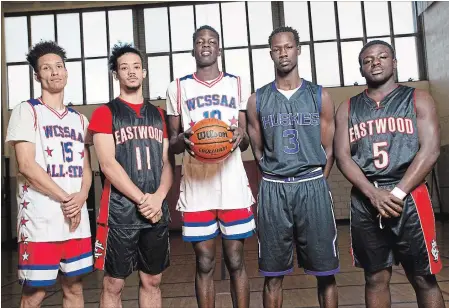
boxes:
[197,130,228,140]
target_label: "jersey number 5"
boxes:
[373,141,389,169]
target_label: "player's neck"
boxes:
[119,88,144,105]
[275,70,302,91]
[40,90,65,110]
[366,78,398,97]
[195,64,220,82]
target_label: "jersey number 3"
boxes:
[373,141,389,169]
[283,129,300,154]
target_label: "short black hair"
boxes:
[109,42,144,72]
[192,25,220,44]
[358,40,396,65]
[26,41,67,72]
[268,26,300,48]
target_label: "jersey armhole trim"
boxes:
[176,78,182,115]
[413,89,417,114]
[26,100,38,130]
[317,85,323,113]
[256,89,260,115]
[237,76,242,106]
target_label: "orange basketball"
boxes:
[190,118,233,163]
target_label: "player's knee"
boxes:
[140,272,162,290]
[102,276,125,296]
[365,270,391,289]
[61,277,83,297]
[225,250,244,273]
[197,253,216,274]
[21,286,46,306]
[409,275,438,291]
[264,276,283,293]
[316,275,336,289]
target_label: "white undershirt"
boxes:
[277,86,301,100]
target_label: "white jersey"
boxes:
[6,99,91,242]
[166,72,255,212]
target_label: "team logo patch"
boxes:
[94,240,105,259]
[431,239,439,262]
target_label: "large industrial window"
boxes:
[4,1,422,109]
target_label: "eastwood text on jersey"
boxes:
[349,117,414,143]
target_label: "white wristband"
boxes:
[390,187,407,200]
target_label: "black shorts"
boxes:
[257,172,340,276]
[350,183,442,275]
[93,223,170,278]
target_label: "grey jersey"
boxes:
[348,85,419,184]
[256,80,327,177]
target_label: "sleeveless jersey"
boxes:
[15,99,91,242]
[166,72,254,212]
[97,98,169,228]
[348,85,419,184]
[256,80,327,177]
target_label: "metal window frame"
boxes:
[4,1,425,109]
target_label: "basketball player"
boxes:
[246,27,339,308]
[89,43,174,308]
[6,41,93,307]
[166,25,255,308]
[334,41,445,308]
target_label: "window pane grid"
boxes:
[283,1,420,87]
[5,1,423,109]
[5,8,134,108]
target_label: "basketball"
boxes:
[189,118,233,163]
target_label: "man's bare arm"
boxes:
[93,133,144,204]
[80,146,92,197]
[320,89,336,178]
[246,93,264,163]
[396,90,440,194]
[154,138,175,199]
[14,141,68,202]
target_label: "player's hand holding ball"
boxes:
[138,193,164,224]
[179,127,195,157]
[369,187,404,218]
[228,125,246,152]
[189,118,233,163]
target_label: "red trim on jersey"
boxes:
[156,107,169,138]
[193,72,224,88]
[237,76,241,106]
[94,224,109,271]
[117,97,144,116]
[176,78,181,115]
[347,99,351,114]
[26,101,38,130]
[97,179,111,225]
[413,89,417,114]
[88,105,113,134]
[38,98,68,119]
[79,114,85,130]
[411,183,442,274]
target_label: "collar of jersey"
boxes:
[38,97,68,119]
[193,72,224,88]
